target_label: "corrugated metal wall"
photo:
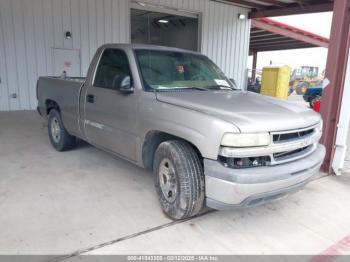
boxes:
[0,0,250,111]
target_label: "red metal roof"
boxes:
[224,0,334,18]
[259,18,329,43]
[250,18,329,53]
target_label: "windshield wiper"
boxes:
[164,87,209,91]
[152,86,238,92]
[203,85,237,90]
[150,87,208,92]
[186,87,209,91]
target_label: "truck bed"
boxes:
[37,76,85,137]
[45,76,86,83]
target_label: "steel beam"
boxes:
[257,0,287,7]
[252,51,258,81]
[250,33,279,39]
[249,2,333,18]
[221,0,266,8]
[250,35,287,42]
[253,43,313,52]
[251,44,312,50]
[250,31,276,37]
[320,0,350,173]
[250,29,266,34]
[250,39,300,46]
[251,19,329,48]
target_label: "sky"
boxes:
[247,12,333,72]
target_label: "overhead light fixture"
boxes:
[65,31,72,39]
[238,13,246,20]
[158,19,169,24]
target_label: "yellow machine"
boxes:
[289,66,323,95]
[260,66,291,99]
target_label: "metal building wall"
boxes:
[0,0,250,111]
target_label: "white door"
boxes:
[52,48,81,77]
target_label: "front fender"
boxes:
[138,97,239,160]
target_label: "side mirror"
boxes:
[112,75,134,94]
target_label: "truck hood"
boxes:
[156,91,320,133]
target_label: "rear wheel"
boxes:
[153,140,205,220]
[48,109,76,151]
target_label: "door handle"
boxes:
[86,94,95,103]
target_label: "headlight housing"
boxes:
[219,155,271,169]
[221,133,271,147]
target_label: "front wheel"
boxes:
[48,109,77,151]
[153,140,205,220]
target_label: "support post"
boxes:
[320,0,350,173]
[252,51,258,82]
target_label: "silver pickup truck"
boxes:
[37,44,325,220]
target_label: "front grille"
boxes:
[273,128,314,143]
[219,124,320,169]
[273,145,313,162]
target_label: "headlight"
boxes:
[221,133,271,147]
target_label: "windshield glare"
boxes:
[135,49,237,91]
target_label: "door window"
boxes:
[94,49,131,89]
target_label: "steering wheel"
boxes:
[190,74,204,81]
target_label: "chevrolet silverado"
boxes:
[37,44,325,220]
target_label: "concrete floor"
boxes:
[1,111,350,259]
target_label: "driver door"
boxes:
[83,48,138,161]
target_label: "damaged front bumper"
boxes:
[204,144,325,210]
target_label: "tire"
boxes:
[153,140,205,220]
[48,109,76,151]
[296,82,309,95]
[309,95,320,109]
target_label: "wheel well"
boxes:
[45,99,60,115]
[142,131,203,170]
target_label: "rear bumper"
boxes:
[204,144,325,210]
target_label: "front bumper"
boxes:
[205,144,325,210]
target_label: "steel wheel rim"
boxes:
[51,117,61,143]
[158,158,177,203]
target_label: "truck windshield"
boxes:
[134,49,237,91]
